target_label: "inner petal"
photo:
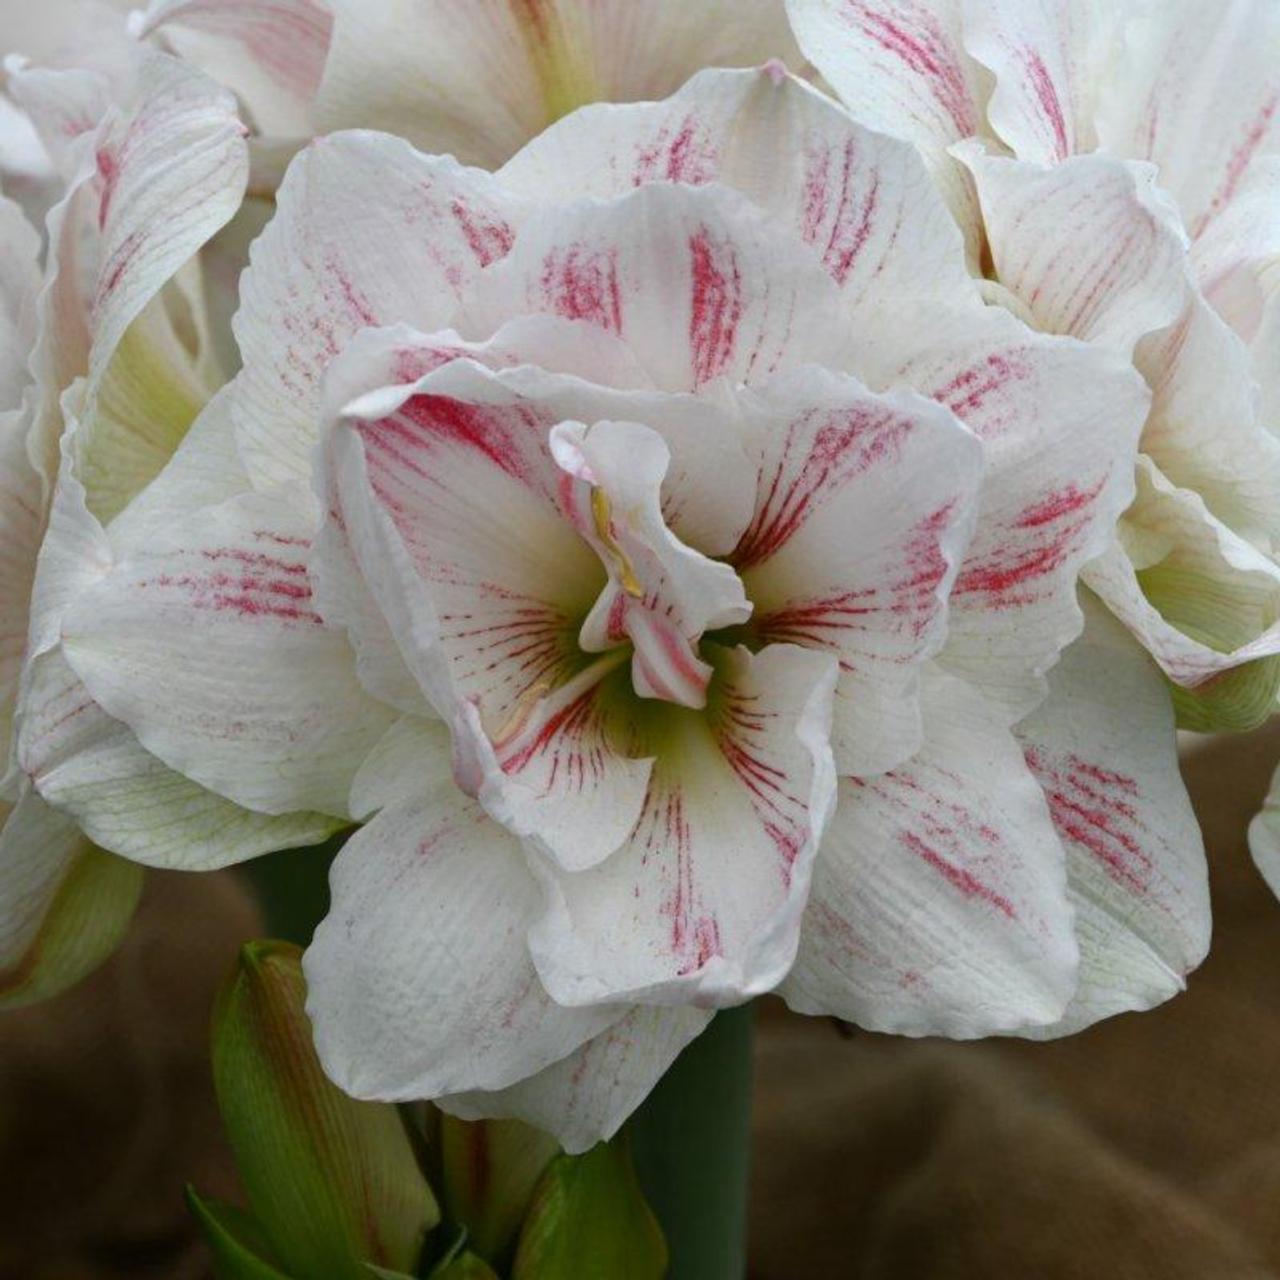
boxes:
[550,418,752,709]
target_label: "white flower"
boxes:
[31,64,1191,1150]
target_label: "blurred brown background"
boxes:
[3,725,1280,1279]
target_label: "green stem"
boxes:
[628,1005,754,1280]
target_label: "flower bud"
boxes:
[211,940,439,1279]
[512,1140,666,1279]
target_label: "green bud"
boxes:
[212,940,439,1279]
[439,1116,559,1265]
[512,1140,667,1280]
[186,1187,294,1280]
[0,836,143,1010]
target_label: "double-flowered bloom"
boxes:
[0,0,1257,1150]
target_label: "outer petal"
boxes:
[1016,593,1208,1037]
[1250,766,1280,902]
[313,0,799,167]
[855,303,1149,721]
[782,668,1078,1037]
[959,147,1187,357]
[0,194,39,410]
[731,366,982,776]
[498,65,974,304]
[960,0,1120,163]
[304,776,619,1101]
[552,418,751,710]
[61,483,394,817]
[0,787,143,1009]
[459,181,850,393]
[136,0,333,138]
[784,0,985,252]
[438,1006,711,1156]
[1084,458,1280,731]
[231,130,524,489]
[1096,0,1280,238]
[529,642,838,1007]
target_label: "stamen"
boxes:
[590,488,644,598]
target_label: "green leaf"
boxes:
[213,940,439,1280]
[186,1187,295,1280]
[361,1266,419,1280]
[512,1140,667,1280]
[429,1253,500,1280]
[439,1116,558,1265]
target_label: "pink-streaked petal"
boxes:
[1083,457,1280,729]
[231,130,525,488]
[732,366,982,776]
[137,0,333,138]
[438,1005,711,1156]
[529,641,838,1007]
[783,668,1077,1037]
[855,303,1150,722]
[499,65,973,305]
[960,147,1188,356]
[314,0,799,167]
[552,418,751,710]
[784,0,986,253]
[304,779,620,1100]
[1095,0,1280,239]
[961,0,1120,164]
[1015,593,1208,1037]
[459,181,849,393]
[60,484,394,818]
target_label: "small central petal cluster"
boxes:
[16,61,1206,1150]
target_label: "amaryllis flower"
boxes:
[35,64,1190,1149]
[787,0,1280,736]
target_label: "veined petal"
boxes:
[782,668,1078,1037]
[1096,0,1280,239]
[0,787,142,1009]
[60,483,394,817]
[232,130,524,488]
[459,181,850,392]
[313,0,799,167]
[960,147,1188,357]
[499,65,974,305]
[784,0,986,253]
[1016,593,1208,1037]
[304,777,620,1101]
[1084,458,1280,731]
[21,649,342,870]
[529,641,838,1007]
[961,0,1120,164]
[438,1005,711,1156]
[731,366,982,776]
[136,0,333,138]
[552,418,751,710]
[855,303,1149,722]
[320,352,653,873]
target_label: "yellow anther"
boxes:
[590,488,644,598]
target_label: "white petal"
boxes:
[0,194,39,410]
[1015,593,1207,1037]
[499,65,973,304]
[856,303,1149,721]
[959,147,1188,356]
[314,0,799,167]
[459,181,849,393]
[20,648,341,870]
[732,366,982,775]
[961,0,1120,163]
[529,642,838,1007]
[61,484,394,817]
[552,418,750,710]
[438,1005,711,1156]
[1096,0,1280,238]
[137,0,333,138]
[232,131,524,488]
[783,668,1077,1037]
[304,778,619,1100]
[0,406,42,765]
[1084,457,1280,731]
[784,0,986,252]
